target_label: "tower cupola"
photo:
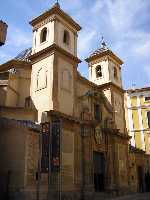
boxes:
[85,38,123,88]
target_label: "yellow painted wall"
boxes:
[131,96,137,107]
[126,91,150,154]
[132,110,140,130]
[144,132,150,154]
[141,109,148,129]
[134,131,142,149]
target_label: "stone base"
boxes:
[7,188,82,200]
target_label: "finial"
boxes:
[101,36,107,49]
[54,0,60,8]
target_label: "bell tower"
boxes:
[29,3,81,122]
[85,39,127,134]
[86,38,123,88]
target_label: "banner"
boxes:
[41,123,50,173]
[51,121,61,172]
[41,121,61,173]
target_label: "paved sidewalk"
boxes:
[110,193,150,200]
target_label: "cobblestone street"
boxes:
[110,193,150,200]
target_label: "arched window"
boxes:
[114,67,118,79]
[40,27,47,43]
[63,30,70,45]
[96,65,102,78]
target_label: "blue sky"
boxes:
[0,0,150,89]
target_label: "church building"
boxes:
[0,2,146,200]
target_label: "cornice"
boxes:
[29,6,81,31]
[0,106,36,113]
[47,110,94,126]
[0,80,8,86]
[85,49,123,65]
[29,43,81,64]
[98,82,124,93]
[0,59,31,72]
[126,87,150,94]
[102,128,130,140]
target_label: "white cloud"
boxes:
[134,40,150,57]
[8,26,31,48]
[105,0,147,31]
[90,0,104,14]
[0,25,32,64]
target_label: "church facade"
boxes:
[0,3,149,200]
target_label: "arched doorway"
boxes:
[137,166,144,192]
[93,152,105,192]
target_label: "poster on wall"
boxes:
[41,121,61,173]
[41,123,50,173]
[51,121,61,172]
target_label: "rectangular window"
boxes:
[94,104,102,121]
[145,96,150,101]
[147,112,150,128]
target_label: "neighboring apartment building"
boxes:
[0,20,8,46]
[125,87,150,154]
[125,88,150,192]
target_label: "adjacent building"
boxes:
[125,87,150,153]
[125,87,150,192]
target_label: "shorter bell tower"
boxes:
[85,39,127,134]
[86,38,123,88]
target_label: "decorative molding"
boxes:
[36,67,47,91]
[29,43,81,64]
[29,6,81,31]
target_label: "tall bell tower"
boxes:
[29,3,81,122]
[85,39,127,134]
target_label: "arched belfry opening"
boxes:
[40,27,47,43]
[63,30,70,45]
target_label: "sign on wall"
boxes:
[51,121,61,172]
[41,123,50,173]
[41,121,61,173]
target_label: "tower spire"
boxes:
[101,36,107,49]
[54,0,60,7]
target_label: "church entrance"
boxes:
[137,166,144,192]
[93,151,105,192]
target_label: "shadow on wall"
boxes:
[0,118,39,200]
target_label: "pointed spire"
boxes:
[54,0,60,8]
[101,36,107,49]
